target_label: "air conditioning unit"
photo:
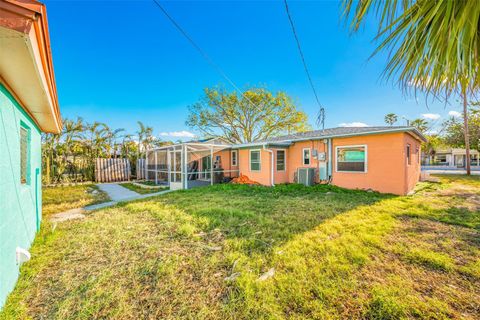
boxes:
[297,168,315,186]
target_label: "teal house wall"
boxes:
[0,84,42,307]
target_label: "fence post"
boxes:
[145,150,148,181]
[210,145,213,186]
[183,144,187,189]
[155,151,158,185]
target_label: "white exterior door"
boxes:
[169,150,183,190]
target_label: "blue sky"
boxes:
[46,0,463,140]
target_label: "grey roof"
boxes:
[185,137,230,145]
[235,126,426,148]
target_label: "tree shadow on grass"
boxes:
[150,183,393,256]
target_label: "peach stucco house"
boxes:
[229,126,426,195]
[147,126,426,195]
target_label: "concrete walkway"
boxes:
[50,184,172,223]
[97,183,139,202]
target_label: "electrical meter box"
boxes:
[318,152,326,161]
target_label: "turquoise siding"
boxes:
[0,84,42,308]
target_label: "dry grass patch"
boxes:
[42,184,110,215]
[357,214,480,319]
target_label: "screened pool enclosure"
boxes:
[145,143,239,190]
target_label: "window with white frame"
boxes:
[231,150,238,166]
[336,145,367,172]
[276,150,285,171]
[250,150,261,171]
[302,148,311,165]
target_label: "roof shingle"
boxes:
[250,126,425,145]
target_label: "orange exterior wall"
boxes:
[286,140,326,183]
[331,132,422,195]
[404,133,422,194]
[214,149,239,177]
[332,133,405,195]
[238,148,272,185]
[236,132,422,195]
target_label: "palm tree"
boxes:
[41,133,57,184]
[61,118,85,181]
[410,118,429,133]
[121,134,135,158]
[108,128,125,158]
[83,122,108,180]
[136,121,154,158]
[384,113,398,126]
[136,121,146,159]
[342,0,480,174]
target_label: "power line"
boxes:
[152,0,260,112]
[283,0,325,130]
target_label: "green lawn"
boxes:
[135,180,158,186]
[119,182,168,194]
[42,184,110,215]
[2,176,479,319]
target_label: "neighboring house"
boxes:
[147,126,425,195]
[0,0,60,308]
[423,148,480,168]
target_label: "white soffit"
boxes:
[0,24,59,133]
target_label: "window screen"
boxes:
[250,150,261,171]
[407,144,411,165]
[337,146,366,172]
[20,126,29,184]
[231,150,238,166]
[303,148,310,165]
[277,150,285,171]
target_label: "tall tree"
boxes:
[444,104,480,152]
[186,87,309,143]
[342,0,480,174]
[384,113,398,126]
[136,121,154,158]
[423,134,446,163]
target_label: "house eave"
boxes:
[0,0,61,133]
[235,142,293,149]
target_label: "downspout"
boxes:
[263,146,275,186]
[327,138,333,183]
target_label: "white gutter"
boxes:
[235,142,292,148]
[263,146,275,186]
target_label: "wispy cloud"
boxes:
[159,130,196,138]
[448,111,462,118]
[338,122,369,127]
[422,113,441,120]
